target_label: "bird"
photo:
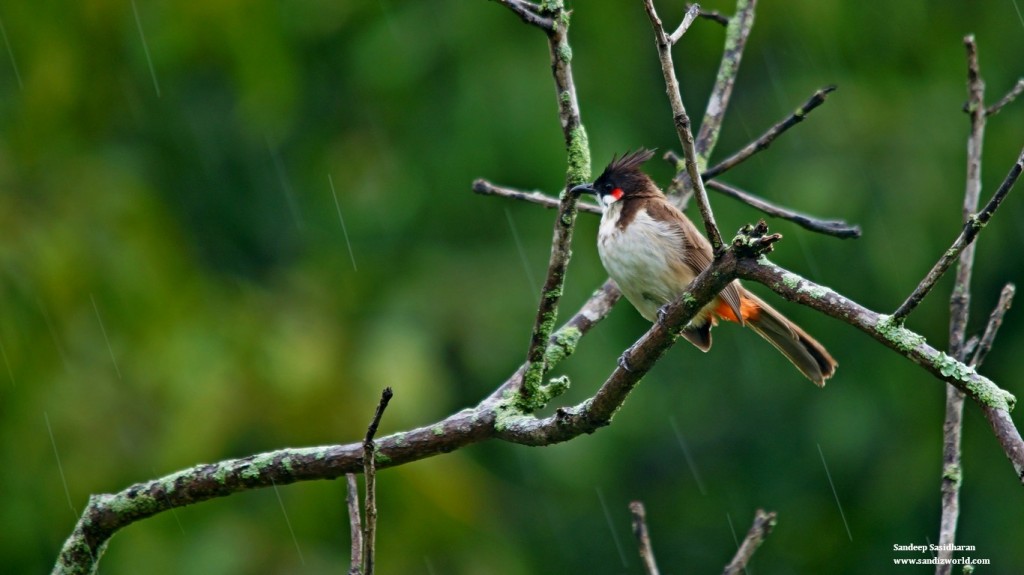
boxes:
[570,149,837,386]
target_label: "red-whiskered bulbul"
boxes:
[571,149,837,386]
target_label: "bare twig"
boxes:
[969,283,1015,368]
[707,179,860,238]
[667,4,701,46]
[362,387,393,575]
[702,85,838,180]
[643,0,724,250]
[666,151,862,239]
[346,474,363,575]
[687,3,729,26]
[891,141,1024,323]
[985,78,1024,117]
[937,36,987,574]
[473,179,601,214]
[695,0,757,167]
[490,0,554,30]
[629,501,661,575]
[722,509,776,575]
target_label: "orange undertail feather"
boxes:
[713,297,760,324]
[715,292,837,387]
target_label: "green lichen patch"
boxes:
[566,124,591,185]
[781,271,802,290]
[798,282,831,299]
[544,326,582,366]
[557,43,572,63]
[875,314,926,353]
[943,462,962,485]
[927,349,1016,411]
[374,451,392,464]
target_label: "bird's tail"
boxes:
[732,290,837,387]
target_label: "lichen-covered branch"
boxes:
[970,284,1014,369]
[643,0,725,251]
[737,257,1015,412]
[694,0,757,168]
[506,0,593,410]
[937,35,987,574]
[51,227,760,575]
[722,509,777,575]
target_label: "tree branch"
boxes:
[346,474,363,575]
[937,35,987,574]
[51,224,755,575]
[629,501,661,575]
[687,3,729,26]
[985,78,1024,117]
[701,85,837,181]
[472,178,601,215]
[969,283,1015,369]
[513,0,593,410]
[737,257,1015,412]
[490,0,554,30]
[695,0,757,167]
[891,141,1024,323]
[361,387,392,575]
[667,4,701,46]
[722,509,776,575]
[643,0,725,251]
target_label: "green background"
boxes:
[3,0,1024,572]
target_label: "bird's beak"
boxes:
[569,182,596,196]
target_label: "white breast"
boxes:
[597,205,695,322]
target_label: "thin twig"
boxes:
[938,36,986,574]
[668,152,862,239]
[985,78,1024,116]
[707,179,860,238]
[722,509,776,575]
[473,179,601,214]
[643,0,724,250]
[362,387,393,575]
[346,474,363,575]
[629,501,661,575]
[891,141,1024,323]
[695,0,757,167]
[702,85,838,180]
[668,4,702,46]
[490,0,554,30]
[970,284,1015,368]
[687,3,729,26]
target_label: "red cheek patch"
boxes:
[610,188,624,201]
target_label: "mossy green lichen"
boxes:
[106,491,160,517]
[926,349,1016,411]
[943,462,962,486]
[280,456,293,474]
[560,90,571,105]
[566,124,591,185]
[557,43,572,63]
[545,326,582,366]
[432,424,444,437]
[798,282,830,299]
[781,272,802,290]
[875,314,926,353]
[374,451,391,464]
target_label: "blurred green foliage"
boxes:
[2,0,1024,573]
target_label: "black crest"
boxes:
[604,148,656,177]
[595,148,658,195]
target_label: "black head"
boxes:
[570,149,657,208]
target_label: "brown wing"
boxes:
[646,197,745,324]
